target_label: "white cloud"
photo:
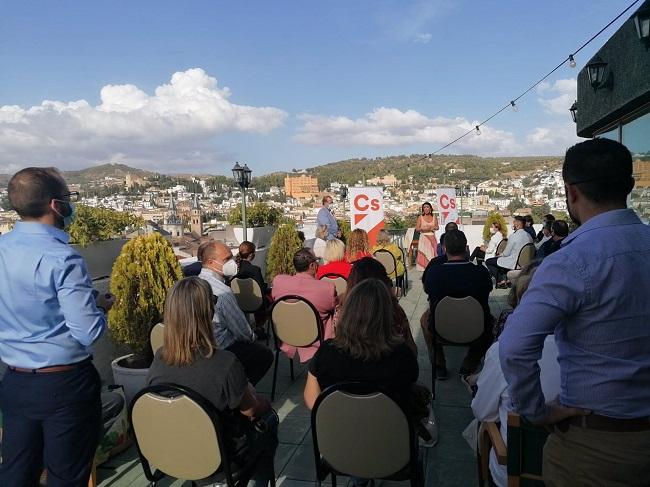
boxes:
[413,33,432,44]
[537,78,577,116]
[0,68,287,172]
[295,106,582,156]
[294,107,518,155]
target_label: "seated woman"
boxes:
[316,238,352,279]
[371,229,405,290]
[147,277,277,487]
[470,221,505,264]
[345,228,372,263]
[235,241,270,334]
[303,278,420,412]
[312,225,329,261]
[344,257,417,356]
[470,262,560,487]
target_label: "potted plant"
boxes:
[266,222,303,281]
[227,202,282,248]
[108,233,182,404]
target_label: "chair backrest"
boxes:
[516,243,536,269]
[319,274,348,296]
[507,412,549,486]
[230,277,264,313]
[434,296,484,344]
[312,383,413,479]
[496,238,508,255]
[150,323,165,355]
[271,295,322,348]
[130,385,223,481]
[373,249,396,275]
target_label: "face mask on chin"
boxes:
[52,200,76,229]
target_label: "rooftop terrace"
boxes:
[93,268,510,487]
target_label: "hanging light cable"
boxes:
[475,126,481,135]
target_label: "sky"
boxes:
[0,0,635,176]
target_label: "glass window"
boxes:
[622,110,650,224]
[597,125,620,142]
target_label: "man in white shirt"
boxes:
[485,216,533,283]
[198,241,273,385]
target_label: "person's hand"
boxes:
[336,230,342,238]
[532,403,591,425]
[96,292,115,313]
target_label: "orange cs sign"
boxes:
[349,187,384,246]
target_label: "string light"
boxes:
[404,0,641,162]
[568,54,577,68]
[510,100,518,112]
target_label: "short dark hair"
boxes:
[443,230,467,256]
[8,167,68,218]
[543,220,553,230]
[552,220,569,238]
[523,215,534,224]
[513,215,525,224]
[444,221,458,232]
[347,257,392,290]
[544,213,555,221]
[293,248,316,272]
[563,139,634,205]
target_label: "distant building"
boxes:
[190,194,203,236]
[367,174,399,186]
[284,175,319,199]
[162,195,183,238]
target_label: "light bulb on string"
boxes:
[475,125,481,135]
[568,54,576,68]
[510,101,518,112]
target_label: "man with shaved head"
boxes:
[0,167,109,486]
[198,241,273,385]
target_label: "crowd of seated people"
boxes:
[371,229,406,289]
[470,220,505,264]
[316,238,352,279]
[485,215,533,286]
[536,220,568,259]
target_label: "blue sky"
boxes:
[0,0,633,175]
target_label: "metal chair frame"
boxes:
[373,249,407,297]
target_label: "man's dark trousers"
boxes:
[0,360,102,487]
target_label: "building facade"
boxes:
[284,175,320,199]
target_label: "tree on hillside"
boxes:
[68,205,143,246]
[507,199,526,213]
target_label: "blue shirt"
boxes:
[499,209,650,421]
[316,206,339,240]
[0,222,106,368]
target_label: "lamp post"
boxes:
[232,162,252,241]
[340,186,348,215]
[569,101,578,123]
[586,56,608,91]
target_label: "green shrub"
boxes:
[337,219,351,242]
[108,233,182,363]
[482,212,509,242]
[266,222,302,281]
[227,202,282,227]
[69,205,143,247]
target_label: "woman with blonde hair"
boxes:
[147,277,277,487]
[313,224,328,260]
[316,238,352,279]
[371,229,405,288]
[345,228,372,263]
[415,202,439,271]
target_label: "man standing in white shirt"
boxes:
[485,216,532,283]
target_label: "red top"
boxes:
[317,260,353,279]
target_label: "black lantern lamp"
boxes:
[232,162,253,240]
[586,56,609,91]
[634,4,650,43]
[569,101,578,123]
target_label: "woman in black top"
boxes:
[235,241,268,296]
[303,278,419,409]
[147,277,277,487]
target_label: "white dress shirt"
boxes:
[484,231,504,260]
[496,228,533,270]
[471,337,560,487]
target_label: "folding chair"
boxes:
[319,273,348,297]
[312,382,423,487]
[430,296,485,398]
[495,238,508,256]
[270,295,324,401]
[130,383,276,487]
[149,322,165,355]
[515,243,536,270]
[230,277,270,343]
[373,249,406,297]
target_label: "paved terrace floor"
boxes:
[95,268,510,487]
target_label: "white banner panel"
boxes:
[349,186,385,246]
[437,187,459,228]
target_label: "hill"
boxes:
[64,163,156,185]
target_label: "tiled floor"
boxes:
[96,269,509,486]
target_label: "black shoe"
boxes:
[436,366,449,380]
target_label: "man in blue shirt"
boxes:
[0,168,108,486]
[316,195,340,240]
[499,139,650,486]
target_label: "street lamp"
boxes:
[340,186,348,215]
[634,4,650,44]
[232,162,252,241]
[569,101,578,123]
[586,56,609,91]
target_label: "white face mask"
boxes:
[489,227,497,234]
[221,259,239,277]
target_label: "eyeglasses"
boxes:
[59,191,80,202]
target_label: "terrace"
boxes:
[91,269,510,487]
